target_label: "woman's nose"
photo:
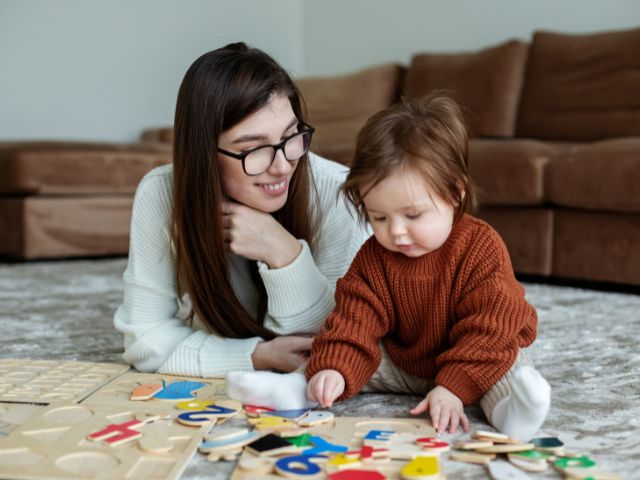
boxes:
[267,148,293,175]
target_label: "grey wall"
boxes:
[302,0,640,75]
[0,0,302,142]
[1,0,638,142]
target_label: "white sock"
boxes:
[225,371,317,410]
[490,366,551,441]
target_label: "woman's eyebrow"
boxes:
[230,118,298,144]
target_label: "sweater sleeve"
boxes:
[435,227,538,404]
[113,168,262,377]
[306,240,391,400]
[259,153,371,335]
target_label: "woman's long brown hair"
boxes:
[172,43,317,339]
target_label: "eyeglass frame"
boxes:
[217,122,315,176]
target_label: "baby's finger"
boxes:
[448,410,460,434]
[438,405,452,434]
[460,411,470,432]
[430,403,442,432]
[410,398,428,415]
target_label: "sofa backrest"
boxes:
[517,27,640,140]
[404,40,529,138]
[295,64,403,166]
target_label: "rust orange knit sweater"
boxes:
[307,214,537,405]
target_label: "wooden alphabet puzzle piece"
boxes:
[0,359,129,404]
[245,433,300,457]
[81,371,228,413]
[88,419,146,447]
[231,416,438,480]
[131,383,163,401]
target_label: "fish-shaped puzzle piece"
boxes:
[153,381,206,401]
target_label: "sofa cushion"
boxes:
[546,138,640,213]
[0,142,171,195]
[478,208,553,276]
[517,27,640,140]
[468,139,563,206]
[295,64,402,165]
[404,40,529,138]
[553,210,640,286]
[0,196,133,259]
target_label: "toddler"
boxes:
[227,94,551,441]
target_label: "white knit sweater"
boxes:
[113,153,370,377]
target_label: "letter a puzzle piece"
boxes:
[401,456,440,480]
[88,420,145,447]
[153,381,206,401]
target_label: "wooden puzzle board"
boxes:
[81,371,229,414]
[0,402,210,480]
[0,360,130,404]
[231,416,441,480]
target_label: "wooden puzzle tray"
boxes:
[0,359,130,404]
[0,402,210,480]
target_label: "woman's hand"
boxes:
[252,336,312,372]
[306,369,345,407]
[410,385,470,434]
[222,200,302,268]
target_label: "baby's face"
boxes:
[362,167,454,257]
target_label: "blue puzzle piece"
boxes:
[275,454,327,476]
[200,431,258,451]
[153,381,206,401]
[303,436,348,456]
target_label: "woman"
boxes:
[113,43,369,377]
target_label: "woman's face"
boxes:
[217,94,299,212]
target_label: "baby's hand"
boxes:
[410,385,470,434]
[306,369,345,408]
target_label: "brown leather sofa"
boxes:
[3,27,638,288]
[293,27,640,287]
[0,142,171,258]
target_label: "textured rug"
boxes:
[1,258,639,479]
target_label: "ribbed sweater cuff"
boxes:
[436,365,485,405]
[307,341,378,400]
[258,240,327,318]
[159,331,262,377]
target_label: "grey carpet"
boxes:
[1,258,639,479]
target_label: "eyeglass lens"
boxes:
[244,131,311,175]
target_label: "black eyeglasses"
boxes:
[217,123,315,176]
